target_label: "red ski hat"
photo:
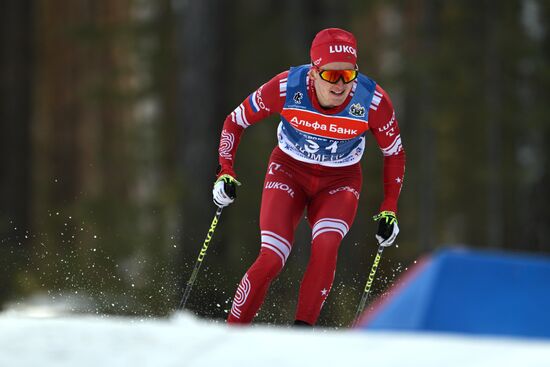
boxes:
[310,28,357,67]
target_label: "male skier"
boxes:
[213,28,406,326]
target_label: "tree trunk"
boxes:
[174,0,227,314]
[484,1,503,248]
[0,0,33,303]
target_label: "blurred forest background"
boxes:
[1,0,548,327]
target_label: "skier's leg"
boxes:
[228,159,306,324]
[295,180,361,325]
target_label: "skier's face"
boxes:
[311,62,356,108]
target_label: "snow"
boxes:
[1,310,550,367]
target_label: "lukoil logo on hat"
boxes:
[310,28,358,67]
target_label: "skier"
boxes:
[212,28,406,326]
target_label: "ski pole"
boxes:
[351,244,385,327]
[178,206,223,310]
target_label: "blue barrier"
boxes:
[358,247,550,339]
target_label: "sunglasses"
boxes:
[316,67,358,84]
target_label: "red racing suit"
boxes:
[218,65,405,325]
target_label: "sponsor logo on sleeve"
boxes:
[255,84,270,112]
[377,112,396,137]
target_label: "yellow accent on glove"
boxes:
[215,174,241,186]
[373,211,398,226]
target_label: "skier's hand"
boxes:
[373,211,399,247]
[212,174,241,208]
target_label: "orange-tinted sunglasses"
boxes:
[317,67,358,84]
